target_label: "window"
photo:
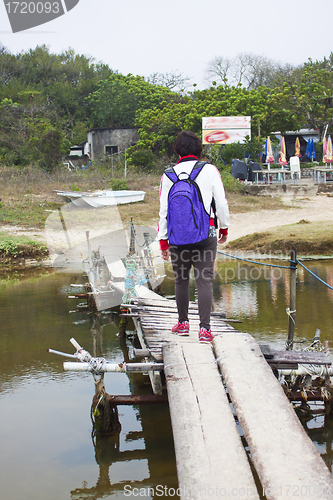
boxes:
[105,145,118,156]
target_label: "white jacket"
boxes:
[157,159,229,242]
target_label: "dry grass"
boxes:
[0,165,286,229]
[226,192,286,214]
[1,166,333,259]
[227,220,333,256]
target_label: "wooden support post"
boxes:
[58,207,71,248]
[129,216,135,255]
[92,379,121,436]
[287,247,297,350]
[118,307,128,339]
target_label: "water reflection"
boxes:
[0,269,177,500]
[2,258,333,497]
[70,403,178,499]
[210,258,333,346]
[305,415,333,472]
[217,282,258,318]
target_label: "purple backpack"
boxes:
[165,161,210,247]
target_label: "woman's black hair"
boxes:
[174,131,203,158]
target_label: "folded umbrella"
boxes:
[305,139,312,158]
[295,137,301,157]
[324,135,333,164]
[278,136,288,166]
[265,136,275,164]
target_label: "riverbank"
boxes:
[1,166,333,264]
[226,193,333,256]
[0,232,48,266]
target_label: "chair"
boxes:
[248,161,263,182]
[231,159,248,181]
[289,156,301,181]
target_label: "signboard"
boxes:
[202,116,251,144]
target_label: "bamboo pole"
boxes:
[101,394,168,405]
[287,248,297,350]
[63,361,164,372]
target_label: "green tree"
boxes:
[0,44,115,166]
[133,83,299,158]
[87,73,179,128]
[288,55,333,139]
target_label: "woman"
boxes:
[157,131,229,343]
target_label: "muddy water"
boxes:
[1,258,333,499]
[0,269,177,500]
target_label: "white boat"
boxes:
[55,189,146,208]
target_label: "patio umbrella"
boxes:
[265,136,275,164]
[305,139,312,159]
[295,137,301,157]
[324,135,333,164]
[311,139,316,160]
[278,136,288,166]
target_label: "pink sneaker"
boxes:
[199,328,214,343]
[172,321,189,336]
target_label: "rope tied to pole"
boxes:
[286,308,296,323]
[216,250,291,269]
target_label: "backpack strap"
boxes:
[189,161,207,181]
[164,166,178,183]
[165,161,207,184]
[191,161,217,227]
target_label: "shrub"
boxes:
[220,143,246,165]
[109,178,128,190]
[129,149,155,169]
[220,169,244,193]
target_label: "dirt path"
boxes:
[228,194,333,242]
[2,194,333,245]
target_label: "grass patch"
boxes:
[0,199,63,227]
[0,232,48,263]
[226,192,286,213]
[227,220,333,256]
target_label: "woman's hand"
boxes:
[161,249,170,261]
[218,233,228,244]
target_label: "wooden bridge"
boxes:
[121,296,333,500]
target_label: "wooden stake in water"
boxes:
[287,248,297,350]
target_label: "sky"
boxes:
[0,0,333,89]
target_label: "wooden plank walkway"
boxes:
[164,342,259,499]
[214,333,333,500]
[128,297,237,363]
[127,297,333,500]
